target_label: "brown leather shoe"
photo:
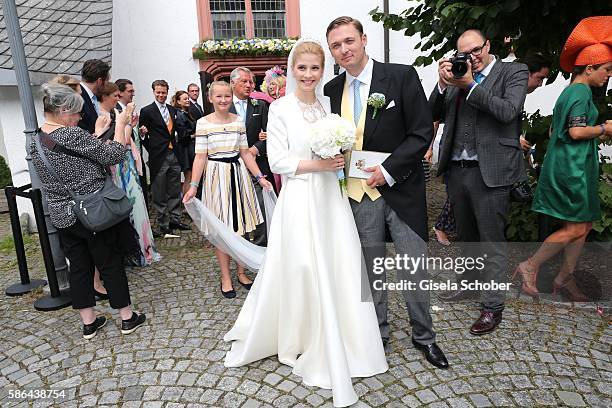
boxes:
[438,288,478,302]
[469,311,502,336]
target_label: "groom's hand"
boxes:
[364,165,386,188]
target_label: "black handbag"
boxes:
[510,180,533,202]
[35,132,133,232]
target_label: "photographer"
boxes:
[31,83,146,339]
[429,29,528,336]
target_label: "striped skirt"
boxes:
[202,157,263,236]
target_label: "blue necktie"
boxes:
[161,104,169,123]
[474,72,485,84]
[92,94,99,115]
[237,101,246,122]
[352,79,362,125]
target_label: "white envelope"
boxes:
[348,150,391,179]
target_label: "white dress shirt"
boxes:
[345,58,396,186]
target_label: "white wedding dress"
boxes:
[223,93,388,407]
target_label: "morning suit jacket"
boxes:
[230,97,276,190]
[77,84,98,134]
[139,102,178,181]
[429,60,529,187]
[324,60,433,240]
[188,101,204,121]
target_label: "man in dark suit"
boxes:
[139,79,189,236]
[187,83,204,121]
[229,67,275,246]
[115,78,135,111]
[324,16,448,369]
[78,59,110,133]
[430,29,529,335]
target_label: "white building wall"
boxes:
[111,0,201,112]
[0,85,44,224]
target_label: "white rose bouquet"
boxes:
[310,114,357,193]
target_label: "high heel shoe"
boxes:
[433,227,451,246]
[220,283,236,299]
[552,275,589,302]
[512,258,540,298]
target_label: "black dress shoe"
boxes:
[411,339,449,369]
[169,222,190,231]
[83,316,107,340]
[438,288,478,302]
[121,312,146,335]
[469,311,502,336]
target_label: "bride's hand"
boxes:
[319,154,344,172]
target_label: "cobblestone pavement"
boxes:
[0,181,610,407]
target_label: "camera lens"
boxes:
[451,53,471,78]
[451,61,468,78]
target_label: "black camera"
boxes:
[450,52,472,78]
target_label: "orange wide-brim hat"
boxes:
[559,16,612,73]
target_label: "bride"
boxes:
[221,39,388,407]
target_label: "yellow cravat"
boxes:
[341,80,381,201]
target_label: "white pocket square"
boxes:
[252,113,260,116]
[386,100,396,109]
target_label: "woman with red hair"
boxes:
[514,16,612,301]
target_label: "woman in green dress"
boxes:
[514,16,612,301]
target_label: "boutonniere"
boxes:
[250,99,259,107]
[367,93,386,119]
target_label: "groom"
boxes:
[324,16,448,369]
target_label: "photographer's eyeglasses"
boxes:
[467,40,488,57]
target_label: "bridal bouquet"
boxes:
[310,114,357,193]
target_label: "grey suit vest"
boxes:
[451,95,478,159]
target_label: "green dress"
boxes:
[532,83,600,222]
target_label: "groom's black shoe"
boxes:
[412,339,449,369]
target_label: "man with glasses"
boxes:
[429,29,529,335]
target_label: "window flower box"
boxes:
[193,38,298,60]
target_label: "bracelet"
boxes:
[255,173,265,181]
[600,124,606,136]
[189,181,199,188]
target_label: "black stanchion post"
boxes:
[4,186,47,296]
[30,188,71,311]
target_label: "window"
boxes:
[210,1,247,39]
[208,0,287,39]
[252,0,286,38]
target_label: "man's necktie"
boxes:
[352,79,362,124]
[474,72,485,84]
[161,104,169,123]
[92,95,100,115]
[237,101,246,122]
